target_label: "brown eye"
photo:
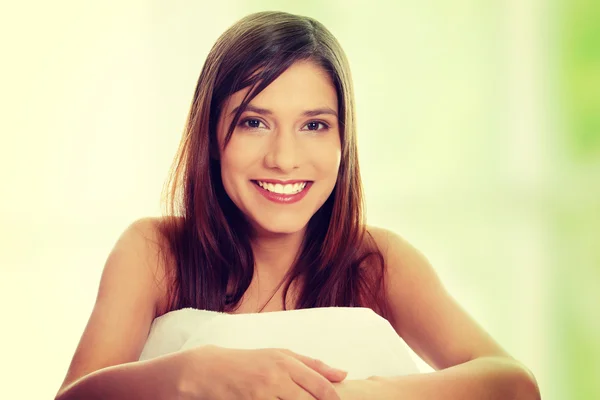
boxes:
[304,121,329,132]
[239,118,266,130]
[246,119,261,128]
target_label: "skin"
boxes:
[216,60,341,282]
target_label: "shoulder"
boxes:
[365,227,513,371]
[365,225,443,324]
[118,216,174,265]
[56,217,181,392]
[126,215,183,244]
[116,216,182,316]
[365,225,431,268]
[365,224,439,286]
[123,216,164,245]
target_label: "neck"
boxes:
[250,229,305,278]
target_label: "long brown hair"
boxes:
[156,11,389,319]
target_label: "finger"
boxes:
[277,380,317,400]
[276,375,317,400]
[286,358,341,400]
[277,349,348,382]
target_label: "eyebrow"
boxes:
[229,104,338,119]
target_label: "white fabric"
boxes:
[139,306,420,380]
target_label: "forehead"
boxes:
[222,60,338,116]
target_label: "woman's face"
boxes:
[217,60,341,235]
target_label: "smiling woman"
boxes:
[217,61,341,238]
[54,10,540,400]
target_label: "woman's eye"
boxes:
[304,121,329,131]
[240,118,265,129]
[238,118,329,132]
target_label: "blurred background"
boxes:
[1,0,598,399]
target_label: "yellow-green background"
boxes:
[1,1,598,399]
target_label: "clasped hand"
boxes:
[175,345,356,399]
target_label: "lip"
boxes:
[251,180,313,204]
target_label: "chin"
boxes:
[251,218,308,237]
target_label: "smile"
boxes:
[256,180,307,194]
[251,180,313,204]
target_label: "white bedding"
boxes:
[139,306,421,380]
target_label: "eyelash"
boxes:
[237,118,330,132]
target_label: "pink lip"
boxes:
[252,181,313,204]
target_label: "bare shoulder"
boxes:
[365,225,444,324]
[365,225,509,370]
[365,225,432,271]
[56,216,179,395]
[127,215,182,316]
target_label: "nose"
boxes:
[264,129,299,173]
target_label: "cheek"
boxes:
[309,142,342,177]
[220,140,255,175]
[219,152,246,198]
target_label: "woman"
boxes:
[55,11,540,400]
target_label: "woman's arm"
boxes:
[334,356,538,399]
[55,218,176,399]
[377,356,539,399]
[358,227,540,400]
[55,352,184,400]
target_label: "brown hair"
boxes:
[156,11,389,319]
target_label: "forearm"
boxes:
[372,356,540,400]
[55,352,182,400]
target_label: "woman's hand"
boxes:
[175,345,348,399]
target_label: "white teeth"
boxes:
[257,181,307,194]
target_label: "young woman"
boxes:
[55,11,540,400]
